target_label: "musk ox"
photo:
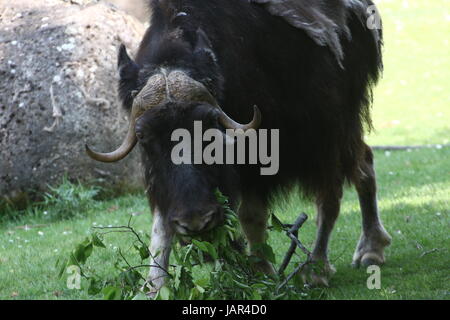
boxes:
[86,0,391,294]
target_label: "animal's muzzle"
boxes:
[170,206,223,235]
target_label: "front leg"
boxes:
[145,208,174,297]
[238,193,275,275]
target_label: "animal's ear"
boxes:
[118,44,139,80]
[195,28,214,55]
[194,28,217,65]
[117,44,140,111]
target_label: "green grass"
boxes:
[1,148,448,300]
[368,0,450,145]
[0,194,152,300]
[1,0,449,300]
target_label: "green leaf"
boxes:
[157,286,171,300]
[140,246,150,260]
[183,244,194,265]
[120,270,142,287]
[232,279,251,290]
[194,277,210,289]
[192,239,207,252]
[192,240,218,260]
[134,244,150,260]
[195,284,205,294]
[81,238,93,259]
[271,213,284,232]
[214,188,228,206]
[102,286,122,300]
[253,243,276,264]
[174,266,182,290]
[172,244,181,264]
[73,238,93,264]
[188,287,202,300]
[252,290,262,300]
[73,245,85,264]
[251,283,267,290]
[91,233,106,248]
[68,253,79,268]
[132,292,148,300]
[87,278,102,295]
[57,258,68,279]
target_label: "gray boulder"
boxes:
[0,0,146,206]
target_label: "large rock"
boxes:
[0,0,146,206]
[106,0,150,23]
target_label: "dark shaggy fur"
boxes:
[250,0,382,67]
[118,0,383,206]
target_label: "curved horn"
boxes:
[85,105,142,163]
[218,105,262,131]
[85,74,166,163]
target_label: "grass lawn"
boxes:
[1,148,448,299]
[0,0,449,300]
[368,0,450,146]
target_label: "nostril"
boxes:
[204,210,215,223]
[172,219,197,234]
[171,208,220,234]
[172,218,188,229]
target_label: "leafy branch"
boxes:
[57,190,314,300]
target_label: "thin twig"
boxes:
[273,212,313,291]
[78,85,111,109]
[277,259,312,291]
[43,84,63,132]
[117,248,147,282]
[126,264,164,271]
[287,233,311,257]
[92,218,170,277]
[420,248,439,258]
[278,213,308,275]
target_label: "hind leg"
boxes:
[302,184,343,286]
[352,145,391,267]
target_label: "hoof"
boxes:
[352,251,385,268]
[301,261,336,287]
[353,228,391,268]
[361,252,385,267]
